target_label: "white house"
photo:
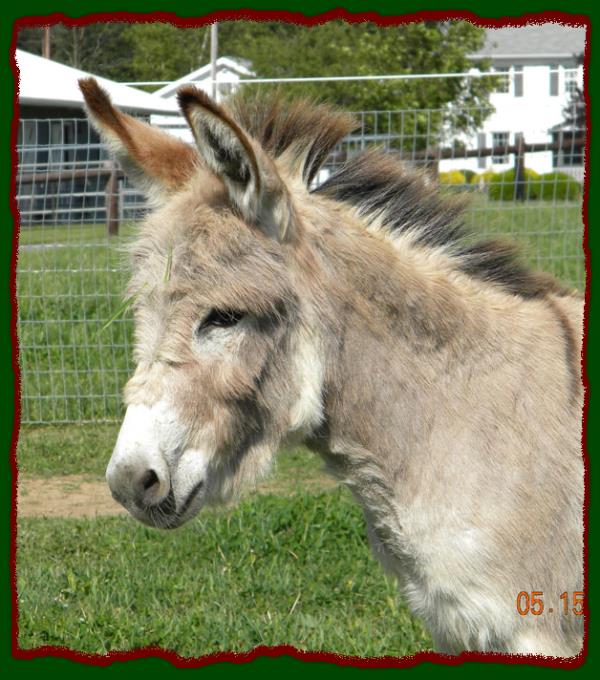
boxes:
[440,24,586,179]
[150,56,255,142]
[152,55,254,103]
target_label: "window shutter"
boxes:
[477,133,486,169]
[514,66,524,97]
[550,66,559,96]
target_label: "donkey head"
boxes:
[80,79,349,528]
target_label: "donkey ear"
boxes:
[177,86,296,242]
[79,78,198,204]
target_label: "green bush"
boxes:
[439,170,467,185]
[487,168,541,201]
[533,172,582,201]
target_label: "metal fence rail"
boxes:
[15,110,586,424]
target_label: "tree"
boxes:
[126,23,211,84]
[18,20,496,144]
[17,23,136,81]
[127,20,494,143]
[219,21,490,113]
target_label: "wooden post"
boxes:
[42,26,51,59]
[514,133,526,201]
[105,165,120,236]
[424,147,439,181]
[210,23,219,100]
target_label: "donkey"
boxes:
[79,78,584,657]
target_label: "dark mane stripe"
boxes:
[314,149,571,299]
[225,95,570,299]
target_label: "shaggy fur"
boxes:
[316,149,572,299]
[81,80,585,658]
[225,91,356,185]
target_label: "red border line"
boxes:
[10,8,590,671]
[10,9,592,28]
[9,20,23,670]
[580,10,591,668]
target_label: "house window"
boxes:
[550,66,559,96]
[564,69,579,95]
[492,132,510,164]
[47,120,62,167]
[18,119,37,147]
[553,131,584,167]
[493,67,510,93]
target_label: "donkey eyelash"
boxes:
[197,309,245,333]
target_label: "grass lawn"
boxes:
[18,221,138,246]
[17,493,430,657]
[16,425,430,657]
[464,197,585,289]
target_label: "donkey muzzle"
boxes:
[107,402,209,528]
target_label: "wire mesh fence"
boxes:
[16,109,586,424]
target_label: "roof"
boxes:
[470,24,586,60]
[153,56,255,99]
[15,49,179,115]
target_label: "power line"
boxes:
[121,70,501,88]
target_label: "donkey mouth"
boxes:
[138,479,205,530]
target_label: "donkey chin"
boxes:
[106,401,214,530]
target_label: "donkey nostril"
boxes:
[142,469,159,491]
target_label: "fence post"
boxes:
[105,164,120,236]
[425,147,439,181]
[514,133,526,201]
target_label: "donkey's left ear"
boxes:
[177,87,297,242]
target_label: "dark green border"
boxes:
[2,1,594,676]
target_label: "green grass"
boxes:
[16,425,428,657]
[16,202,585,423]
[18,222,137,246]
[464,198,585,289]
[16,422,332,494]
[17,423,119,477]
[17,492,431,657]
[18,227,134,423]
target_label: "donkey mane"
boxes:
[226,91,356,185]
[223,93,571,300]
[315,150,572,299]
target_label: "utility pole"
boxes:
[42,26,51,59]
[210,22,218,100]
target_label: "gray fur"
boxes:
[81,81,585,658]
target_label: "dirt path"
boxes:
[16,474,339,519]
[17,475,126,518]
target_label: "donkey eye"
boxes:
[198,309,245,333]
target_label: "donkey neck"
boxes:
[306,219,523,483]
